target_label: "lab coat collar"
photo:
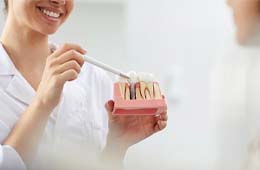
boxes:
[0,44,17,76]
[0,44,35,105]
[5,73,36,105]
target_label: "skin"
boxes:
[227,0,260,44]
[1,0,168,168]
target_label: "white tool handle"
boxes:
[83,55,130,79]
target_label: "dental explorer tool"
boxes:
[83,55,130,79]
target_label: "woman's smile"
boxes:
[36,5,64,24]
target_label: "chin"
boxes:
[45,29,59,35]
[236,26,260,47]
[37,27,60,35]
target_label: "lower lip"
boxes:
[37,7,60,24]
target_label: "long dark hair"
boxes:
[4,0,8,12]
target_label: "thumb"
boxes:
[105,100,115,120]
[105,100,115,113]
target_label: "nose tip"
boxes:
[50,0,66,5]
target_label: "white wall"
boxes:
[124,0,233,169]
[51,2,128,70]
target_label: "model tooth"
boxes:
[146,73,155,99]
[118,76,128,83]
[125,83,131,100]
[138,72,153,99]
[147,73,155,82]
[135,82,144,100]
[153,82,162,99]
[138,72,146,99]
[128,71,138,99]
[128,71,139,83]
[117,77,127,98]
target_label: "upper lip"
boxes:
[37,6,65,15]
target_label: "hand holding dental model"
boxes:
[82,55,168,167]
[102,71,168,167]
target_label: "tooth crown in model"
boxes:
[112,71,167,115]
[118,71,163,100]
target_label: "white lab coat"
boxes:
[210,37,260,170]
[0,44,113,170]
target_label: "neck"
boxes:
[0,15,51,71]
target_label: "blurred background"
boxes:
[0,0,242,169]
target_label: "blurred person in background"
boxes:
[210,0,260,169]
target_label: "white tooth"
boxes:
[139,72,154,99]
[128,71,138,83]
[146,73,155,99]
[138,72,147,99]
[118,76,127,83]
[138,72,144,81]
[138,72,149,82]
[119,84,126,98]
[128,71,138,99]
[125,84,130,100]
[52,12,56,17]
[119,77,127,97]
[135,83,144,100]
[42,8,59,18]
[153,82,162,99]
[147,73,155,82]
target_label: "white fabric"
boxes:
[0,145,26,170]
[210,36,260,170]
[0,44,113,170]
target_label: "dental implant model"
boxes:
[112,71,167,115]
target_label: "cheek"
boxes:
[59,2,73,25]
[66,2,74,18]
[12,2,31,23]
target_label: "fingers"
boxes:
[154,120,167,132]
[105,100,114,112]
[154,111,168,121]
[46,43,86,84]
[48,46,85,70]
[36,43,87,111]
[59,69,79,83]
[52,43,86,58]
[55,50,85,67]
[160,112,168,121]
[54,60,81,75]
[154,111,168,132]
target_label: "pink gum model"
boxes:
[112,82,168,115]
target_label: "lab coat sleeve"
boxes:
[100,72,114,146]
[0,145,26,170]
[0,121,26,170]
